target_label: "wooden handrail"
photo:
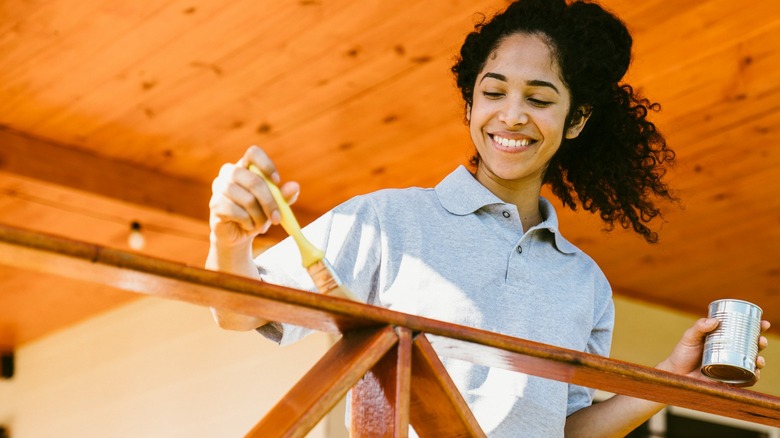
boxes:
[1,223,779,435]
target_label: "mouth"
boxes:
[490,134,536,148]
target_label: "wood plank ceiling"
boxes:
[1,0,779,351]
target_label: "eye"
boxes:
[528,98,552,107]
[482,91,504,99]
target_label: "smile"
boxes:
[491,134,534,148]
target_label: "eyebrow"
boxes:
[479,72,560,95]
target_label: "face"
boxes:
[468,32,586,193]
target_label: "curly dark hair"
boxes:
[452,0,678,243]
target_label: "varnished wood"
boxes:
[2,224,779,428]
[2,1,780,432]
[0,127,211,221]
[350,327,413,437]
[0,225,377,336]
[429,336,780,425]
[409,334,486,438]
[245,326,398,438]
[394,328,412,437]
[2,0,780,355]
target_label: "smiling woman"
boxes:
[205,0,769,437]
[452,0,677,244]
[465,33,582,228]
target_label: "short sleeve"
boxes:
[567,277,614,416]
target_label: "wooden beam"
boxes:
[409,334,486,437]
[0,126,211,220]
[1,223,779,427]
[245,326,398,438]
[350,327,413,437]
[0,127,308,245]
[0,224,375,336]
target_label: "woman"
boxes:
[206,0,768,436]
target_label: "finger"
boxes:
[756,355,766,370]
[210,198,260,233]
[761,320,771,332]
[209,180,267,233]
[211,168,270,231]
[244,145,280,184]
[686,318,719,343]
[701,317,720,331]
[222,164,282,225]
[225,184,271,231]
[759,335,769,350]
[280,181,301,205]
[242,171,282,225]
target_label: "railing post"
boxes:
[351,327,413,437]
[245,326,398,438]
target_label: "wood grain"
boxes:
[350,327,413,437]
[2,0,780,359]
[409,334,486,438]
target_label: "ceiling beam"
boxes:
[0,126,312,245]
[0,127,211,221]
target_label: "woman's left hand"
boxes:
[657,317,770,386]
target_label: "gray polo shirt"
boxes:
[256,165,614,437]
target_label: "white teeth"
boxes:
[493,135,531,148]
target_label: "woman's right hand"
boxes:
[208,145,300,249]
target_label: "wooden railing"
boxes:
[1,223,779,437]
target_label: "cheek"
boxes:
[468,122,483,146]
[467,111,481,135]
[538,112,569,139]
[467,103,491,129]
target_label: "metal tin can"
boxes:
[701,299,762,384]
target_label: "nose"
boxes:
[498,99,529,127]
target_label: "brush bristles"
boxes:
[306,260,359,301]
[307,260,342,294]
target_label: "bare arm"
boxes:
[205,236,266,330]
[206,145,300,331]
[564,318,770,437]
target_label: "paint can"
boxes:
[701,299,762,384]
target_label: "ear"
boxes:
[465,103,472,123]
[565,105,592,139]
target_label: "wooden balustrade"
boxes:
[1,223,779,436]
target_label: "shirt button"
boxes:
[502,211,510,218]
[516,245,523,254]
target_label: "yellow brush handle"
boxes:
[248,164,324,268]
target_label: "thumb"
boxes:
[700,317,720,333]
[684,317,719,345]
[280,181,300,205]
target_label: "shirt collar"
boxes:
[536,197,579,255]
[435,165,579,255]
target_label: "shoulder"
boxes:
[562,235,611,293]
[348,186,437,204]
[333,186,439,219]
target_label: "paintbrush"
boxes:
[248,164,359,302]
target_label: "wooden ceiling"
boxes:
[1,0,779,351]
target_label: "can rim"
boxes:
[701,363,756,384]
[708,298,763,313]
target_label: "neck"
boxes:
[474,166,545,231]
[514,197,544,232]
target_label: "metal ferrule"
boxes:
[306,260,342,294]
